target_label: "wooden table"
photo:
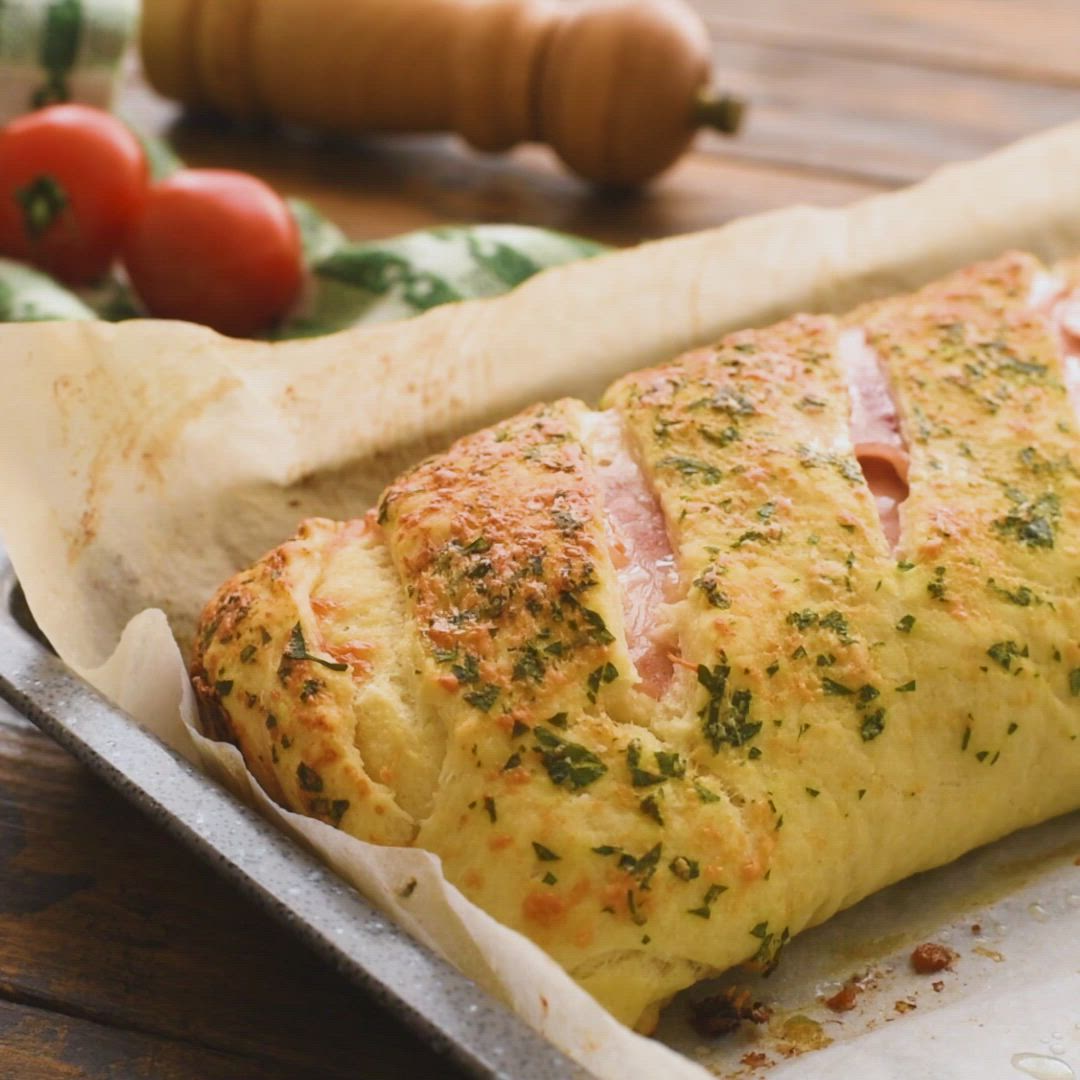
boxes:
[3,3,1080,1076]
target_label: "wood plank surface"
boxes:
[702,0,1080,84]
[0,702,463,1079]
[0,998,318,1080]
[5,2,1080,1077]
[705,38,1080,184]
[162,122,885,245]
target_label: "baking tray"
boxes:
[0,544,592,1080]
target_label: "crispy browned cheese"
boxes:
[192,253,1080,1031]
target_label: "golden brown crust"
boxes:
[378,399,631,725]
[191,252,1080,1030]
[191,518,421,846]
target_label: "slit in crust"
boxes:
[838,326,910,550]
[579,409,679,699]
[1030,269,1080,420]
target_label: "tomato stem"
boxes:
[16,174,68,239]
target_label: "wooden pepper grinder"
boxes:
[141,0,745,186]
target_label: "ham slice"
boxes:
[1031,271,1080,418]
[839,327,909,549]
[1059,310,1080,413]
[583,327,914,687]
[841,266,1080,552]
[581,410,678,698]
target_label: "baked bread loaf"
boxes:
[192,251,1080,1031]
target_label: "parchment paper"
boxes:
[3,121,1080,1079]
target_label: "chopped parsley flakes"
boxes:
[533,726,607,790]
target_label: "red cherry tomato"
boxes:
[121,169,303,338]
[0,104,148,285]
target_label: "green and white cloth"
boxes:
[0,0,136,121]
[281,215,605,338]
[0,255,95,319]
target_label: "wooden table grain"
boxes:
[4,2,1080,1077]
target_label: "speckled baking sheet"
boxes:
[656,812,1080,1078]
[0,549,591,1080]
